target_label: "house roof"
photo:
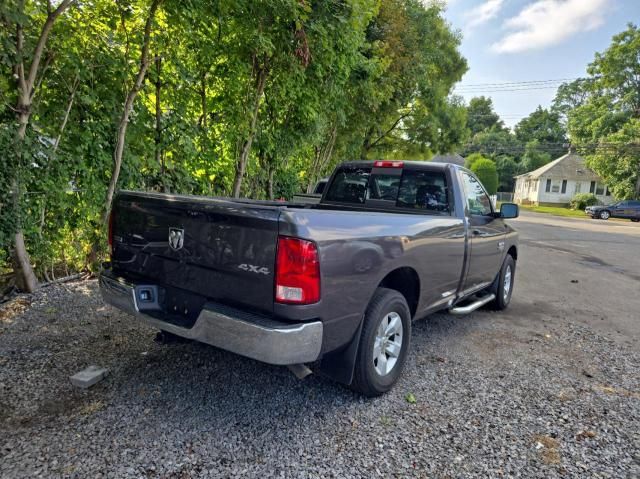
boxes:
[514,152,596,179]
[430,153,465,166]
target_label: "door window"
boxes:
[461,172,493,216]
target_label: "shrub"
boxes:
[570,193,599,210]
[464,153,485,170]
[470,158,499,195]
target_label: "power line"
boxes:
[454,77,583,95]
[456,87,567,94]
[455,78,580,88]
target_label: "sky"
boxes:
[443,0,640,128]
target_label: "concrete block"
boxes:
[70,365,109,389]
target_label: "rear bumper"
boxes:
[99,271,323,365]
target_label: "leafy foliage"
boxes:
[464,152,485,169]
[465,96,504,136]
[562,24,640,200]
[0,0,468,283]
[521,140,552,173]
[470,157,498,195]
[570,193,599,210]
[514,106,566,159]
[463,100,566,191]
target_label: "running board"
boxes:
[449,294,495,316]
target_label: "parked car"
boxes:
[585,200,640,221]
[100,160,519,396]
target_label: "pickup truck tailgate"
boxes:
[111,191,280,314]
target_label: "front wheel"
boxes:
[351,288,411,397]
[490,255,516,310]
[599,210,610,220]
[631,218,639,223]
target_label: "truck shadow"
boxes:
[105,308,515,433]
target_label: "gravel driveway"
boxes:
[1,213,639,478]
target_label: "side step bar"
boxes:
[449,294,495,316]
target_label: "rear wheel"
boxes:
[490,255,516,310]
[351,288,411,397]
[631,218,639,223]
[599,210,610,220]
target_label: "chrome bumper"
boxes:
[99,272,323,365]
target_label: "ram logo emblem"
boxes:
[168,228,184,251]
[238,263,270,275]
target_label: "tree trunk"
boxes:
[53,76,79,153]
[308,124,337,193]
[102,0,163,225]
[154,55,163,186]
[266,166,275,200]
[200,71,207,129]
[12,232,37,292]
[10,0,77,292]
[231,66,268,198]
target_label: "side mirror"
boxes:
[500,202,519,219]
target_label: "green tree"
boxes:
[346,0,468,159]
[567,24,640,198]
[495,155,519,192]
[585,119,640,199]
[521,140,551,173]
[464,152,485,169]
[466,96,504,136]
[470,157,498,194]
[514,106,567,158]
[0,0,469,288]
[0,0,78,291]
[552,78,593,122]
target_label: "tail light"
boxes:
[107,210,114,256]
[275,236,320,304]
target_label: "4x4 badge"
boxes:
[238,263,270,275]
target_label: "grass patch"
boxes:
[519,205,588,218]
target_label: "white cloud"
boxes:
[492,0,609,53]
[465,0,507,29]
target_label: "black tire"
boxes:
[351,288,411,397]
[631,218,639,223]
[490,254,516,311]
[599,210,610,220]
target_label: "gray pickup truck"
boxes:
[100,160,519,396]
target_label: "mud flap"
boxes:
[317,318,364,385]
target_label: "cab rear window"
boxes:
[324,166,449,213]
[324,167,370,204]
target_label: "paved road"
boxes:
[508,210,640,349]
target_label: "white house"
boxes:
[513,152,615,206]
